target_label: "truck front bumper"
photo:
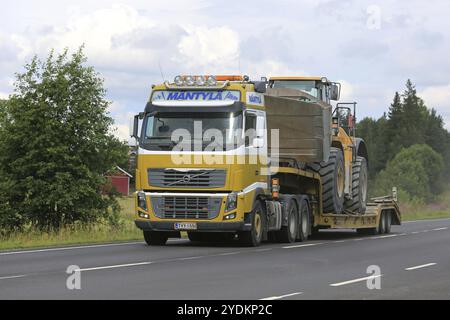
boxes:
[135,220,251,232]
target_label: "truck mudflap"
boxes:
[135,220,251,232]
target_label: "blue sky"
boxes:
[1,0,449,142]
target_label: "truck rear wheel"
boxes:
[306,147,345,214]
[144,231,168,246]
[297,197,310,242]
[344,156,368,214]
[276,198,298,243]
[238,201,264,247]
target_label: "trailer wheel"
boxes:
[344,156,368,214]
[379,212,386,234]
[297,198,310,242]
[238,201,264,247]
[306,148,345,214]
[276,199,298,243]
[384,211,392,234]
[144,231,168,246]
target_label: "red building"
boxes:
[106,166,133,196]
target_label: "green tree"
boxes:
[372,144,444,202]
[0,48,128,233]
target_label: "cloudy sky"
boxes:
[1,0,449,142]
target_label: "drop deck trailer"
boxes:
[269,166,401,237]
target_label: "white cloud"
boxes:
[177,26,240,72]
[0,92,9,99]
[419,84,450,129]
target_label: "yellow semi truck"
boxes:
[131,75,401,246]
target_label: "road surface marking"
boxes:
[216,252,242,256]
[333,240,346,243]
[0,242,145,256]
[178,256,204,261]
[330,274,383,287]
[411,231,420,234]
[353,238,365,241]
[0,275,27,281]
[405,263,436,271]
[253,248,272,252]
[77,261,152,272]
[371,234,399,239]
[282,243,323,249]
[260,292,303,300]
[432,227,448,231]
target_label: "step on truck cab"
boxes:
[131,75,401,246]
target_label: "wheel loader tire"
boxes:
[344,156,368,214]
[306,148,345,214]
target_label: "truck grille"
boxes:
[148,169,226,188]
[151,196,222,220]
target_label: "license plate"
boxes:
[174,222,197,230]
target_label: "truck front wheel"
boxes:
[144,231,168,246]
[238,201,264,247]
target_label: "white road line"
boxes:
[216,252,242,256]
[0,241,145,256]
[0,239,189,256]
[260,292,303,300]
[432,227,448,231]
[405,263,436,271]
[0,275,27,281]
[282,243,323,249]
[353,238,365,241]
[178,256,204,261]
[76,261,152,272]
[333,240,346,243]
[370,234,399,239]
[411,231,420,234]
[330,274,383,287]
[253,248,272,252]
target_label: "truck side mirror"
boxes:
[131,114,140,139]
[330,84,340,101]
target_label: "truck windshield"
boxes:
[140,112,244,151]
[272,80,319,99]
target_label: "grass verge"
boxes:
[400,189,450,221]
[0,196,142,251]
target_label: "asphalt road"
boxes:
[1,218,449,300]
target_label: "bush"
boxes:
[371,144,444,202]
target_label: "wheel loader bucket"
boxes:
[265,87,332,163]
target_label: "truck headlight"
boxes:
[225,192,238,212]
[137,191,147,210]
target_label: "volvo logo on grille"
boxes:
[182,175,192,182]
